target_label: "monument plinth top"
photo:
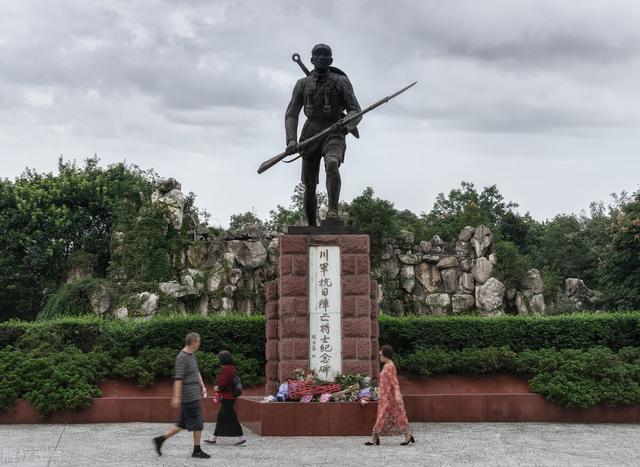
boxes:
[286,221,360,235]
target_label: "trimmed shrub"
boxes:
[379,313,640,354]
[4,313,640,413]
[96,315,265,357]
[395,346,640,408]
[0,315,266,415]
[1,347,112,416]
[397,346,516,376]
[7,312,640,358]
[2,314,266,357]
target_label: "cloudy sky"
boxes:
[1,1,639,227]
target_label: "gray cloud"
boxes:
[1,0,639,226]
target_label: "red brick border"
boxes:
[5,377,640,425]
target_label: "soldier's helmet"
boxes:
[311,43,332,56]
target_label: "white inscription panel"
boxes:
[309,245,342,381]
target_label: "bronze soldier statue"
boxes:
[284,44,362,226]
[257,47,416,229]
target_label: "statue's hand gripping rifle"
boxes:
[257,81,417,174]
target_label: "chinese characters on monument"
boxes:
[309,246,342,380]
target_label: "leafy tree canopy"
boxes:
[599,191,640,309]
[421,181,519,242]
[0,157,157,320]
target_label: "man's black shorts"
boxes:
[176,400,203,431]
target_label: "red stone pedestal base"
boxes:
[237,397,378,436]
[265,233,380,395]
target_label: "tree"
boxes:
[530,201,615,296]
[347,187,400,263]
[228,210,264,234]
[0,157,157,320]
[580,201,615,287]
[535,215,590,281]
[492,240,530,289]
[421,182,519,242]
[394,208,429,242]
[499,211,541,257]
[599,191,640,309]
[265,183,327,232]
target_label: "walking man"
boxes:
[153,332,210,458]
[284,43,361,225]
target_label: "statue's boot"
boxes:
[326,208,340,220]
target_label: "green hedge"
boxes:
[0,315,266,416]
[1,347,110,416]
[1,314,266,357]
[378,313,640,353]
[396,346,640,408]
[4,313,640,414]
[5,312,640,355]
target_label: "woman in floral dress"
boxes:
[366,345,415,445]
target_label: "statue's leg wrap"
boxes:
[324,147,342,216]
[304,183,318,226]
[301,153,322,226]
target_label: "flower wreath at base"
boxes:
[262,368,379,403]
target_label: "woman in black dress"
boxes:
[204,350,246,446]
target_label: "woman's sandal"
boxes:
[364,437,380,446]
[400,435,415,445]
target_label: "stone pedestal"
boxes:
[265,233,379,395]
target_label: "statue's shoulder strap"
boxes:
[328,66,347,77]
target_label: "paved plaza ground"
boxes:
[1,422,639,466]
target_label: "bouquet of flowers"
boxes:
[288,368,340,400]
[261,370,379,403]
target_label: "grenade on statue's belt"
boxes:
[322,90,331,115]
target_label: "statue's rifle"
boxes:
[257,81,417,174]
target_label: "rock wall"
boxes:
[92,223,549,318]
[87,179,279,319]
[551,278,602,312]
[105,232,279,319]
[174,231,278,315]
[74,179,601,319]
[376,225,549,316]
